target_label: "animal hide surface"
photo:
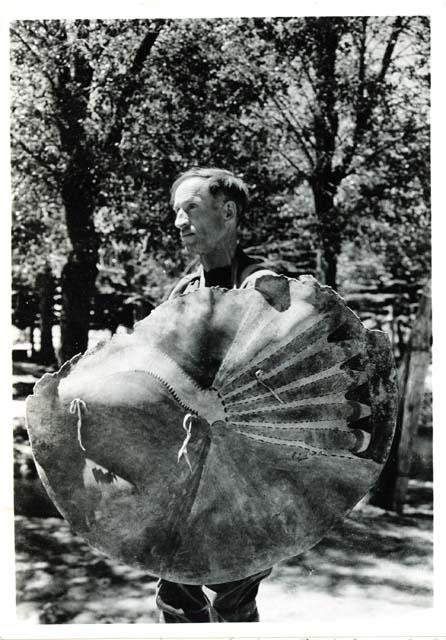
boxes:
[26,275,398,584]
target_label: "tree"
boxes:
[92,18,315,299]
[11,17,430,357]
[232,17,430,289]
[11,129,69,363]
[10,20,166,361]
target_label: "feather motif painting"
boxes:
[26,275,398,584]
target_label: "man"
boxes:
[155,167,276,623]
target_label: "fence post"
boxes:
[371,281,431,512]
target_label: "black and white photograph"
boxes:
[4,2,442,636]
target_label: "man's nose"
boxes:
[175,208,189,229]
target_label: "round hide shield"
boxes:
[26,275,397,584]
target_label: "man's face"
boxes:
[173,177,228,255]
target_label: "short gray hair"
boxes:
[170,167,249,218]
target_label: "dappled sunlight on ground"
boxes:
[15,517,158,624]
[259,483,432,624]
[15,481,432,624]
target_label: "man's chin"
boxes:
[182,241,200,255]
[182,235,200,249]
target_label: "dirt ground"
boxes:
[14,480,433,625]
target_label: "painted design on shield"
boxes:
[26,275,398,584]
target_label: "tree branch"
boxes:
[269,93,315,167]
[339,17,367,176]
[11,134,63,180]
[376,16,406,87]
[237,117,309,180]
[276,148,309,177]
[103,22,166,152]
[273,91,316,149]
[287,61,316,106]
[10,26,57,93]
[268,111,315,175]
[360,124,428,165]
[336,16,406,181]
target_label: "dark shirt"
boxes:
[169,246,274,299]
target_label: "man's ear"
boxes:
[223,200,237,221]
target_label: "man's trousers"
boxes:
[156,568,272,623]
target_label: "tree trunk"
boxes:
[36,265,56,365]
[311,182,340,290]
[29,319,36,361]
[324,251,338,291]
[59,251,97,363]
[307,19,342,290]
[59,152,99,363]
[370,282,431,512]
[53,24,163,362]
